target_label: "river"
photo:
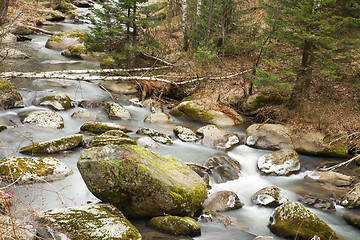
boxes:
[1,11,360,240]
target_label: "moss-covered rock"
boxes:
[342,213,360,229]
[91,130,136,146]
[257,148,300,176]
[80,121,132,134]
[104,101,132,120]
[341,183,360,208]
[36,203,141,240]
[77,144,207,218]
[203,154,241,183]
[196,125,241,150]
[251,186,288,208]
[61,43,86,58]
[45,29,86,50]
[173,126,199,142]
[305,171,353,187]
[19,134,83,155]
[136,127,172,144]
[269,201,341,240]
[0,157,73,184]
[148,216,201,237]
[0,78,24,109]
[40,92,73,111]
[37,9,65,21]
[57,0,77,13]
[144,112,174,123]
[21,110,64,129]
[203,191,243,212]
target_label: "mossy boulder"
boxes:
[136,127,172,144]
[37,9,65,21]
[61,43,86,58]
[144,112,174,123]
[173,126,199,142]
[203,191,243,212]
[257,148,300,176]
[36,203,141,240]
[341,183,360,208]
[57,0,77,13]
[0,157,73,184]
[342,213,360,229]
[21,110,64,129]
[40,92,73,111]
[170,100,242,126]
[104,101,132,120]
[91,130,136,146]
[77,144,207,218]
[196,125,241,150]
[19,134,83,155]
[148,216,201,237]
[0,78,24,109]
[269,201,341,240]
[305,171,353,187]
[203,154,241,183]
[242,89,287,115]
[80,121,132,134]
[251,186,288,208]
[45,29,86,50]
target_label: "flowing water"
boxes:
[1,16,360,240]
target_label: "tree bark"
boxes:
[0,0,10,25]
[205,0,214,49]
[182,0,188,51]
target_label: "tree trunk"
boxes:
[196,0,202,16]
[205,0,214,49]
[182,0,188,51]
[50,0,62,10]
[0,0,10,25]
[289,39,314,107]
[167,0,173,20]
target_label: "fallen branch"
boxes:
[141,52,174,66]
[24,25,55,35]
[185,162,213,172]
[319,155,360,171]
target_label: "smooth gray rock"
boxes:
[21,110,64,129]
[203,191,243,212]
[142,98,163,113]
[91,130,136,146]
[305,171,353,187]
[136,127,172,144]
[251,186,288,208]
[100,80,138,95]
[136,136,160,148]
[196,125,241,150]
[203,154,241,183]
[299,195,335,211]
[71,110,99,120]
[144,112,173,123]
[0,48,29,59]
[173,126,199,142]
[342,213,360,229]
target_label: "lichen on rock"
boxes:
[136,127,172,144]
[91,130,136,146]
[148,216,201,237]
[104,101,132,120]
[0,78,24,109]
[45,29,86,50]
[21,110,64,129]
[80,121,132,134]
[40,92,73,111]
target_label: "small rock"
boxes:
[0,78,24,109]
[104,101,132,120]
[204,191,243,212]
[298,195,335,211]
[91,130,136,146]
[251,186,288,208]
[142,98,163,113]
[19,134,83,154]
[148,216,201,237]
[136,136,160,148]
[203,154,241,184]
[80,121,132,134]
[21,110,64,129]
[136,127,172,144]
[257,148,300,176]
[144,112,174,123]
[79,100,106,109]
[71,110,99,120]
[196,124,241,150]
[173,126,199,142]
[341,182,360,208]
[305,171,353,187]
[342,213,360,229]
[40,92,73,111]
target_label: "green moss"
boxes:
[242,88,287,114]
[177,101,214,122]
[64,44,86,56]
[58,0,77,12]
[92,130,136,146]
[148,216,201,237]
[321,135,349,157]
[80,121,131,134]
[48,29,86,43]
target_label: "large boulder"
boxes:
[170,101,242,126]
[36,204,141,240]
[269,201,341,240]
[341,183,360,208]
[77,144,207,218]
[136,127,172,144]
[305,171,353,187]
[203,154,241,183]
[173,126,199,142]
[196,125,241,150]
[40,92,73,111]
[45,29,86,50]
[251,186,288,208]
[80,121,132,134]
[19,134,83,155]
[0,78,24,109]
[203,190,243,212]
[0,33,17,44]
[20,110,64,129]
[104,101,132,120]
[0,157,73,184]
[257,148,300,176]
[148,216,201,237]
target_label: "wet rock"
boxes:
[305,171,353,187]
[19,134,83,155]
[61,43,86,58]
[269,201,340,240]
[142,98,163,113]
[257,148,300,176]
[71,110,99,120]
[199,212,248,232]
[196,125,241,150]
[100,80,138,95]
[80,121,132,134]
[203,191,243,212]
[173,126,199,142]
[91,130,136,146]
[37,9,65,21]
[104,101,132,120]
[341,183,360,208]
[21,110,64,129]
[251,186,288,208]
[246,124,293,151]
[40,92,73,111]
[144,112,174,123]
[342,213,360,229]
[36,203,141,240]
[0,48,30,59]
[170,100,243,126]
[0,78,24,109]
[77,144,207,218]
[189,165,210,187]
[136,127,172,144]
[0,215,36,239]
[79,100,106,109]
[45,29,86,50]
[203,154,241,184]
[136,136,160,148]
[0,125,6,132]
[148,216,201,237]
[298,195,335,211]
[0,157,73,184]
[1,33,17,44]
